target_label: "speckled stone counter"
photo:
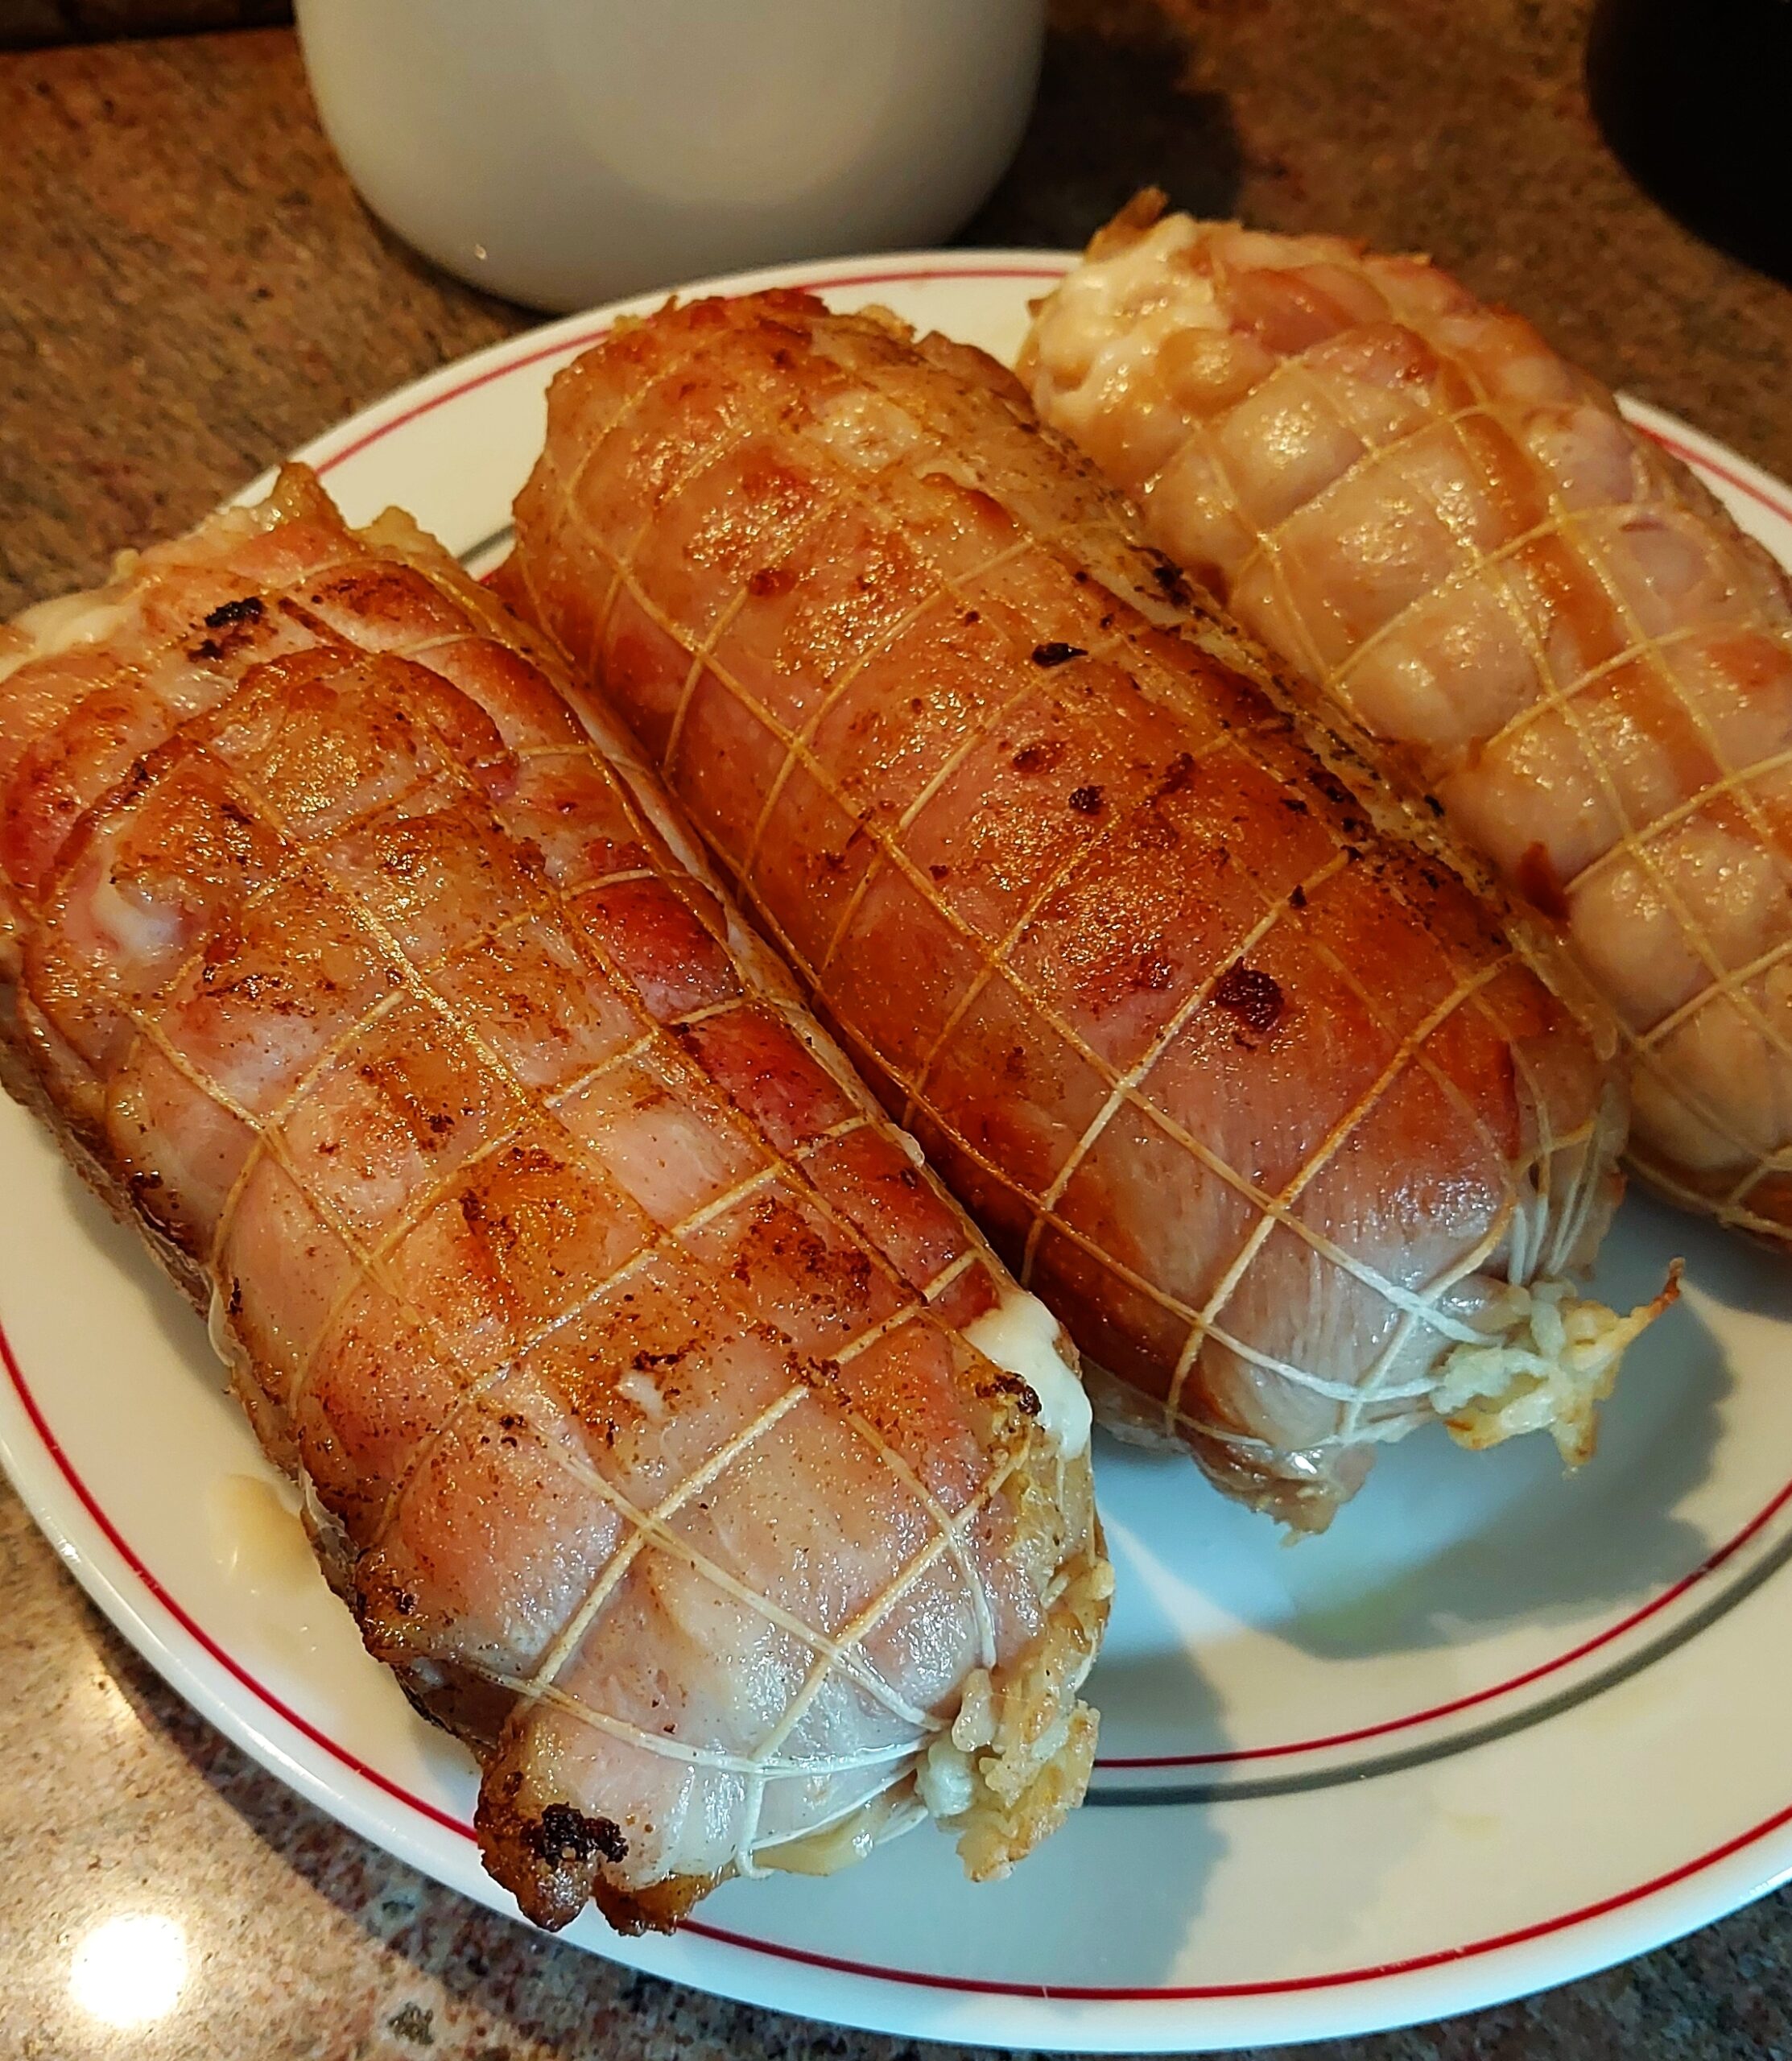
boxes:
[5,11,1792,2058]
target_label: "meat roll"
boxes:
[1022,192,1792,1244]
[499,291,1660,1532]
[0,466,1107,1931]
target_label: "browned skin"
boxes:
[0,468,1105,1931]
[502,291,1634,1530]
[1021,196,1792,1244]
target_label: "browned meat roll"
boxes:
[0,465,1106,1932]
[499,290,1662,1532]
[1023,195,1792,1245]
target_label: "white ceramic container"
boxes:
[295,0,1044,309]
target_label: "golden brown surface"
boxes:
[1022,200,1792,1243]
[0,466,1104,1929]
[502,291,1645,1530]
[1026,200,1792,1245]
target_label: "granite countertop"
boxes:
[5,9,1792,2058]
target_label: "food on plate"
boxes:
[0,467,1108,1932]
[1021,192,1792,1245]
[498,289,1663,1534]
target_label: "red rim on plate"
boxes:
[6,1314,1792,2003]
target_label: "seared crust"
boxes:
[504,291,1651,1527]
[1022,201,1792,1245]
[0,469,1106,1927]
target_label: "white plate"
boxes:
[6,252,1792,2053]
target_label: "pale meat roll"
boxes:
[0,467,1107,1933]
[1022,193,1792,1243]
[501,291,1659,1533]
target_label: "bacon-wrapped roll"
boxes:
[1022,192,1792,1244]
[0,467,1107,1931]
[501,291,1660,1532]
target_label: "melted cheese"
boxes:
[0,578,137,689]
[963,1287,1091,1458]
[1026,213,1216,443]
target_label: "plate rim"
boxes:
[12,1300,1792,2049]
[10,245,1792,2051]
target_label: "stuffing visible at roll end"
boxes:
[1437,1262,1683,1464]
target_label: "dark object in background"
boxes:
[0,0,287,45]
[1587,0,1792,285]
[960,20,1241,250]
